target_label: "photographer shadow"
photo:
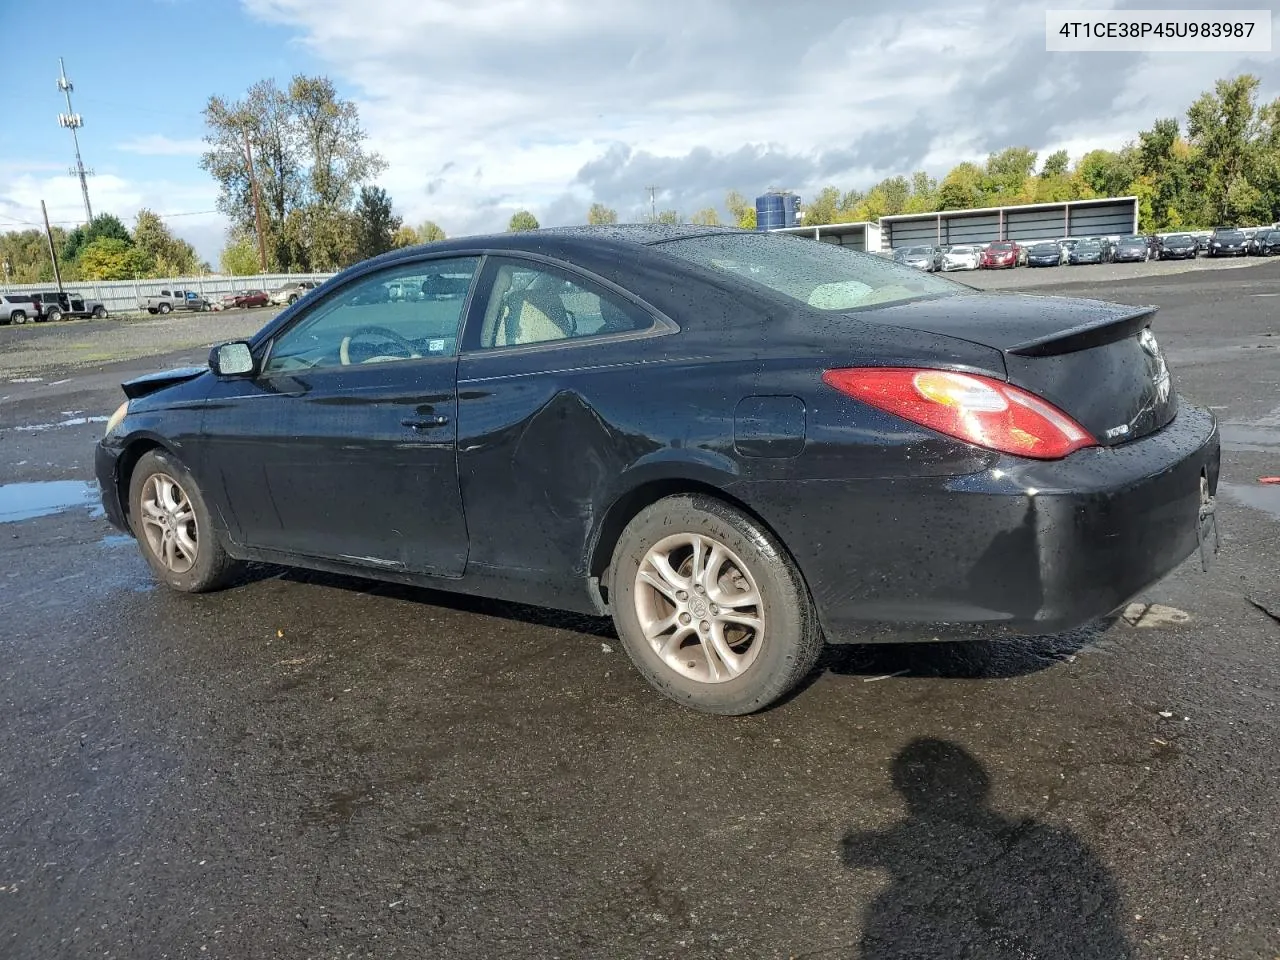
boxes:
[841,738,1133,959]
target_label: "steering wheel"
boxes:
[339,325,421,365]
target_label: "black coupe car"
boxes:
[95,226,1220,715]
[1157,234,1198,260]
[1252,229,1280,256]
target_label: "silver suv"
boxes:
[1,294,38,325]
[268,280,319,306]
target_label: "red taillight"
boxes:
[822,367,1096,460]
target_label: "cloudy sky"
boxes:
[1,0,1276,263]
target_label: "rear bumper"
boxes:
[740,405,1220,643]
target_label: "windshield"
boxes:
[948,246,975,254]
[1216,231,1244,241]
[1078,239,1101,248]
[1031,243,1059,252]
[656,233,960,311]
[901,246,933,256]
[1167,235,1192,243]
[1120,238,1145,246]
[989,242,1014,251]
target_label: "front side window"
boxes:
[475,259,652,349]
[656,232,958,312]
[262,257,479,375]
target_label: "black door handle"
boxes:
[401,415,450,429]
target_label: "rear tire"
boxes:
[608,494,823,715]
[158,303,171,315]
[11,310,26,325]
[128,449,241,593]
[92,306,106,318]
[45,308,62,322]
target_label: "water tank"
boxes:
[755,191,800,231]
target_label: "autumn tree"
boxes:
[78,238,152,280]
[392,226,419,248]
[587,203,618,225]
[417,220,447,242]
[689,207,722,226]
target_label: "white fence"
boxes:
[0,272,337,316]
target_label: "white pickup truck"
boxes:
[137,289,210,314]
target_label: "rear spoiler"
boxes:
[1006,306,1157,358]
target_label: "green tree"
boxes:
[78,238,152,280]
[220,232,261,275]
[983,147,1038,197]
[1,227,69,283]
[133,209,200,277]
[803,186,842,226]
[689,207,722,226]
[655,210,680,225]
[416,220,447,242]
[201,74,384,271]
[937,162,984,210]
[587,203,618,225]
[1186,74,1277,224]
[392,226,419,248]
[62,213,131,263]
[1075,148,1137,197]
[906,171,938,212]
[508,210,540,232]
[353,186,401,259]
[1040,149,1070,179]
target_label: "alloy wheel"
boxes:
[139,472,199,574]
[634,532,766,683]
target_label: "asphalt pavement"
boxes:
[1,262,1278,959]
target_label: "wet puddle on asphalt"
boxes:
[0,481,103,523]
[1219,482,1280,521]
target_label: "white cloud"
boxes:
[236,0,1276,235]
[115,134,207,157]
[0,170,227,262]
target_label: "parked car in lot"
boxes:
[1157,234,1198,260]
[93,224,1222,714]
[268,280,320,306]
[1070,238,1109,265]
[979,241,1020,269]
[1025,241,1068,267]
[1254,229,1280,256]
[0,294,38,324]
[219,289,270,310]
[1208,228,1248,257]
[31,290,108,321]
[1112,236,1151,263]
[138,290,209,314]
[893,245,943,272]
[941,244,981,271]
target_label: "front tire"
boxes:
[608,495,823,715]
[44,308,62,322]
[92,306,106,318]
[128,450,241,593]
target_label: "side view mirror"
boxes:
[209,341,255,377]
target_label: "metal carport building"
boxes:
[769,221,881,251]
[878,196,1139,251]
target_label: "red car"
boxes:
[220,289,270,309]
[980,241,1021,269]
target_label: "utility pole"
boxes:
[242,127,268,272]
[56,58,94,224]
[646,185,659,222]
[41,200,64,293]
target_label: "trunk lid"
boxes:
[852,293,1178,445]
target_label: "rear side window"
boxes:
[474,259,652,349]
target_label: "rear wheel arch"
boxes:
[588,478,799,607]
